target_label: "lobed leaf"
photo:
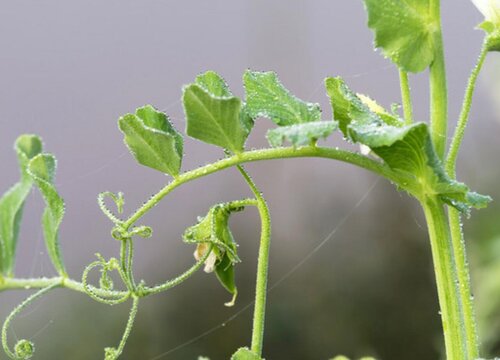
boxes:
[0,135,43,275]
[243,70,321,125]
[183,71,253,153]
[27,153,67,275]
[363,0,436,73]
[119,105,183,176]
[183,202,245,305]
[266,121,337,147]
[325,77,491,212]
[230,347,263,360]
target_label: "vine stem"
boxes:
[441,39,490,360]
[122,146,394,230]
[236,165,271,356]
[108,296,140,360]
[421,196,466,360]
[399,70,414,124]
[2,283,58,359]
[448,207,479,360]
[446,40,489,175]
[429,0,448,160]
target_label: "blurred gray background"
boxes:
[1,1,500,359]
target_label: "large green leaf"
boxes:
[119,105,183,176]
[325,77,491,212]
[183,71,253,154]
[266,121,337,147]
[0,135,42,275]
[230,348,263,360]
[183,202,244,305]
[243,70,321,125]
[363,0,436,73]
[28,154,66,276]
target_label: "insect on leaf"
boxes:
[28,153,67,276]
[0,134,43,276]
[119,105,183,176]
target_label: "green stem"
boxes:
[236,165,271,356]
[107,296,140,360]
[446,41,489,175]
[441,39,489,360]
[421,196,466,360]
[126,239,136,291]
[123,146,393,230]
[429,0,448,160]
[448,207,479,359]
[0,276,128,297]
[399,70,414,124]
[2,283,58,359]
[142,244,214,296]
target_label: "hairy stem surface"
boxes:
[429,0,448,160]
[236,166,271,356]
[399,70,414,124]
[422,196,466,360]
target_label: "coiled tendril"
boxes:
[82,254,130,305]
[2,284,58,360]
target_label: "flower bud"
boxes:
[472,0,500,25]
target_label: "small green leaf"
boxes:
[195,71,233,97]
[28,154,67,275]
[243,70,321,126]
[266,121,337,147]
[183,71,252,153]
[183,202,244,304]
[0,135,43,275]
[479,21,500,51]
[363,0,436,73]
[230,347,263,360]
[119,105,183,176]
[325,77,491,212]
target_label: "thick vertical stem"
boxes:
[429,0,448,160]
[448,207,479,359]
[422,196,466,359]
[237,166,271,356]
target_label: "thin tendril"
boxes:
[82,260,131,305]
[2,283,58,359]
[104,296,140,360]
[142,244,214,296]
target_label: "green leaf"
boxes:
[243,70,321,125]
[195,71,233,97]
[183,202,245,305]
[0,135,43,275]
[183,71,253,153]
[325,77,491,212]
[27,154,67,275]
[119,105,183,176]
[266,121,337,147]
[479,21,500,51]
[363,0,437,73]
[230,347,263,360]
